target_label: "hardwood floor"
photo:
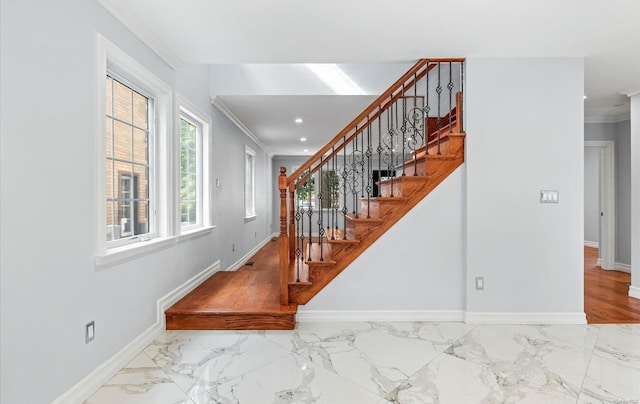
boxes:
[584,246,640,323]
[167,243,638,329]
[165,238,298,330]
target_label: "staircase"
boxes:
[167,58,466,330]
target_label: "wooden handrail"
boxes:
[287,59,429,185]
[289,60,447,188]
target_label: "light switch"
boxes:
[540,190,559,204]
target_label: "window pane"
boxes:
[133,164,148,200]
[133,128,148,164]
[106,160,114,200]
[135,201,149,236]
[106,77,113,116]
[180,117,199,228]
[106,201,115,241]
[113,121,132,161]
[113,79,132,123]
[106,118,113,158]
[132,91,148,128]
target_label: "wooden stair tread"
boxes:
[378,176,428,185]
[365,196,409,203]
[345,214,384,223]
[327,238,360,245]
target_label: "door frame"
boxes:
[585,140,615,270]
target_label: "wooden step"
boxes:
[165,270,297,330]
[360,196,408,219]
[400,154,456,177]
[378,175,428,197]
[288,152,465,305]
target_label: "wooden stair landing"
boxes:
[165,242,297,330]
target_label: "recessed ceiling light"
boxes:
[583,95,587,99]
[303,149,309,153]
[295,118,303,124]
[300,137,307,142]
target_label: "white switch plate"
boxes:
[540,190,559,204]
[475,277,484,290]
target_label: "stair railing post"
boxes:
[288,184,296,260]
[278,167,289,305]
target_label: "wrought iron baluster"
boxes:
[342,135,348,239]
[377,106,382,197]
[413,72,419,175]
[436,62,442,155]
[306,168,313,261]
[352,128,358,218]
[317,157,324,261]
[366,119,372,219]
[388,104,395,198]
[297,182,304,281]
[425,61,430,155]
[401,85,407,176]
[448,61,454,133]
[333,148,339,239]
[359,130,365,198]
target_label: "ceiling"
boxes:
[100,0,640,155]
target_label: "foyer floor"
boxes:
[86,322,640,403]
[584,246,640,323]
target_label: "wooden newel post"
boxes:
[278,167,289,305]
[288,184,296,260]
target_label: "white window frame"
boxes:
[244,146,256,220]
[177,95,212,235]
[96,35,173,264]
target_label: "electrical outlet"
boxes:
[254,232,257,238]
[86,321,95,343]
[232,244,235,252]
[475,277,484,290]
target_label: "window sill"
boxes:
[178,225,216,242]
[244,215,257,223]
[95,236,176,267]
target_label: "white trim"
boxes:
[211,97,268,152]
[629,286,640,300]
[96,0,184,69]
[464,312,587,325]
[226,233,278,271]
[615,262,632,273]
[177,94,213,234]
[52,260,220,404]
[585,141,615,270]
[584,240,599,248]
[584,113,630,124]
[177,225,215,243]
[95,236,176,267]
[296,310,465,322]
[621,87,640,98]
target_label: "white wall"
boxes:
[0,1,271,403]
[465,58,584,315]
[584,148,600,244]
[300,166,466,311]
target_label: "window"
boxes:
[320,170,340,209]
[98,35,172,260]
[179,115,200,229]
[105,75,153,246]
[244,146,256,218]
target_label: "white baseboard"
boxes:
[584,240,599,248]
[615,262,632,273]
[464,312,587,325]
[296,310,465,322]
[629,286,640,300]
[227,233,278,271]
[52,260,220,404]
[596,258,631,273]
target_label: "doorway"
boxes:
[584,141,615,270]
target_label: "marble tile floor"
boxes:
[85,322,640,404]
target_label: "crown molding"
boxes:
[211,97,268,153]
[97,0,184,70]
[620,87,640,97]
[584,112,630,123]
